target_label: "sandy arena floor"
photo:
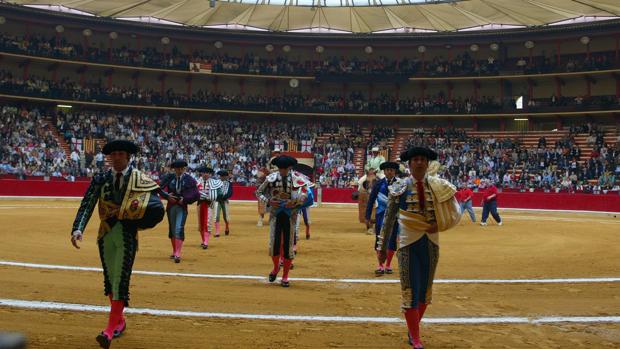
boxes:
[0,199,618,348]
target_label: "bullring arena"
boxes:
[2,0,620,348]
[0,199,618,348]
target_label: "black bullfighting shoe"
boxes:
[96,332,112,349]
[281,280,290,287]
[268,272,277,282]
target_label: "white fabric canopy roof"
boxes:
[8,0,620,33]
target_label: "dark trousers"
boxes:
[481,200,502,223]
[273,212,292,258]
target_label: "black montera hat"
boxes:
[197,166,214,174]
[170,160,188,168]
[379,161,400,170]
[400,147,438,162]
[271,155,298,169]
[102,140,138,155]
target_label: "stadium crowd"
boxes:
[404,125,619,193]
[1,72,618,115]
[1,105,360,187]
[0,32,616,77]
[1,104,618,192]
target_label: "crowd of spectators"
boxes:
[0,32,617,78]
[0,106,78,180]
[1,72,618,116]
[1,104,618,192]
[0,105,362,187]
[403,125,619,193]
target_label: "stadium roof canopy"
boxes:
[7,0,620,34]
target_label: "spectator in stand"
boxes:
[365,147,385,173]
[479,179,503,226]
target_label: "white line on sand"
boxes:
[1,298,619,324]
[1,260,619,285]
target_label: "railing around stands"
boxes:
[0,179,618,213]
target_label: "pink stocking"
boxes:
[386,250,396,268]
[282,259,292,282]
[103,300,125,338]
[271,256,280,275]
[404,308,423,348]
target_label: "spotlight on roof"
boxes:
[57,104,73,108]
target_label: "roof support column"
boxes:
[159,73,166,96]
[132,71,140,89]
[616,35,620,65]
[51,64,58,83]
[473,80,480,102]
[186,75,193,97]
[108,36,114,61]
[105,69,114,90]
[82,34,88,59]
[499,78,504,101]
[21,61,30,80]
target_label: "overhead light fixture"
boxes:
[57,104,73,108]
[514,118,528,121]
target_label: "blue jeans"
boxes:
[481,200,502,224]
[459,200,476,222]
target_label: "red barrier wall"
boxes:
[1,179,619,212]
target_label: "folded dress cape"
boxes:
[389,175,460,233]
